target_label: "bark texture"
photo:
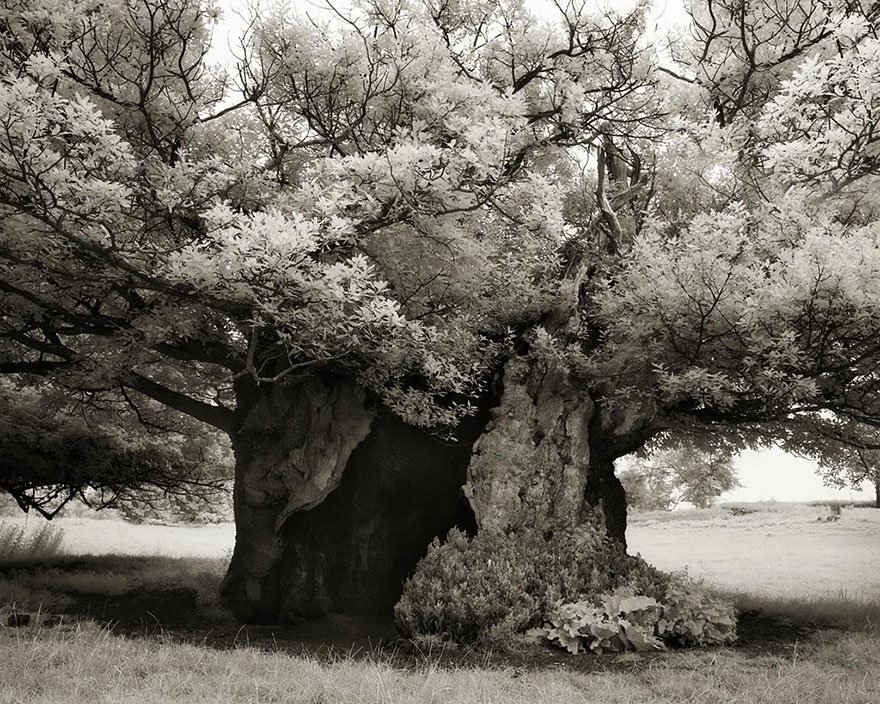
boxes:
[465,357,656,547]
[221,360,654,624]
[221,377,376,623]
[221,376,491,623]
[584,454,628,547]
[585,386,661,547]
[464,356,593,532]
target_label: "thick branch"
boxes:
[125,371,236,434]
[596,148,623,255]
[0,360,69,374]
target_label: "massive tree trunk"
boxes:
[220,376,376,623]
[220,357,654,624]
[463,355,637,547]
[464,356,592,532]
[220,375,491,624]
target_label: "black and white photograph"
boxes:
[1,0,879,701]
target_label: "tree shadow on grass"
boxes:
[0,555,831,673]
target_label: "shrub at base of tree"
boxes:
[531,579,737,654]
[392,517,720,651]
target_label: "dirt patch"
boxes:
[733,609,829,654]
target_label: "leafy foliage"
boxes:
[816,450,880,508]
[788,421,880,507]
[3,0,880,453]
[535,588,665,654]
[0,378,233,518]
[393,520,670,647]
[657,577,739,647]
[533,577,737,654]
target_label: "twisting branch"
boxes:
[596,147,623,256]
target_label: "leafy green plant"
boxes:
[394,520,670,648]
[530,576,737,654]
[533,588,665,654]
[394,528,543,647]
[656,577,738,647]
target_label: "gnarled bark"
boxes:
[464,356,593,532]
[221,376,492,623]
[465,356,657,547]
[221,360,657,623]
[221,376,375,623]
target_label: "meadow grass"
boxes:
[2,503,880,703]
[729,591,880,631]
[0,513,233,559]
[628,505,880,602]
[0,521,65,560]
[0,554,228,618]
[1,617,878,703]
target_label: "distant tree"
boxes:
[763,417,880,508]
[0,378,233,519]
[618,447,740,510]
[817,447,880,508]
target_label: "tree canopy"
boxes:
[814,434,880,506]
[3,0,880,495]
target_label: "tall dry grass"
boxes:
[0,521,64,560]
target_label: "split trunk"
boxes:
[220,357,646,624]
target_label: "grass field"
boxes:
[1,503,879,703]
[629,503,880,600]
[2,621,878,704]
[0,514,233,559]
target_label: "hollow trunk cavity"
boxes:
[220,376,490,623]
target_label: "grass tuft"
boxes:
[730,590,880,632]
[0,520,65,560]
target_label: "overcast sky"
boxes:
[728,450,875,503]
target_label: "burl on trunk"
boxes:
[221,357,630,624]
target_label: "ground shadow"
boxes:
[0,555,830,673]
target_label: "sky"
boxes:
[726,449,876,503]
[207,0,693,66]
[205,1,877,504]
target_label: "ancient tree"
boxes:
[3,0,880,622]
